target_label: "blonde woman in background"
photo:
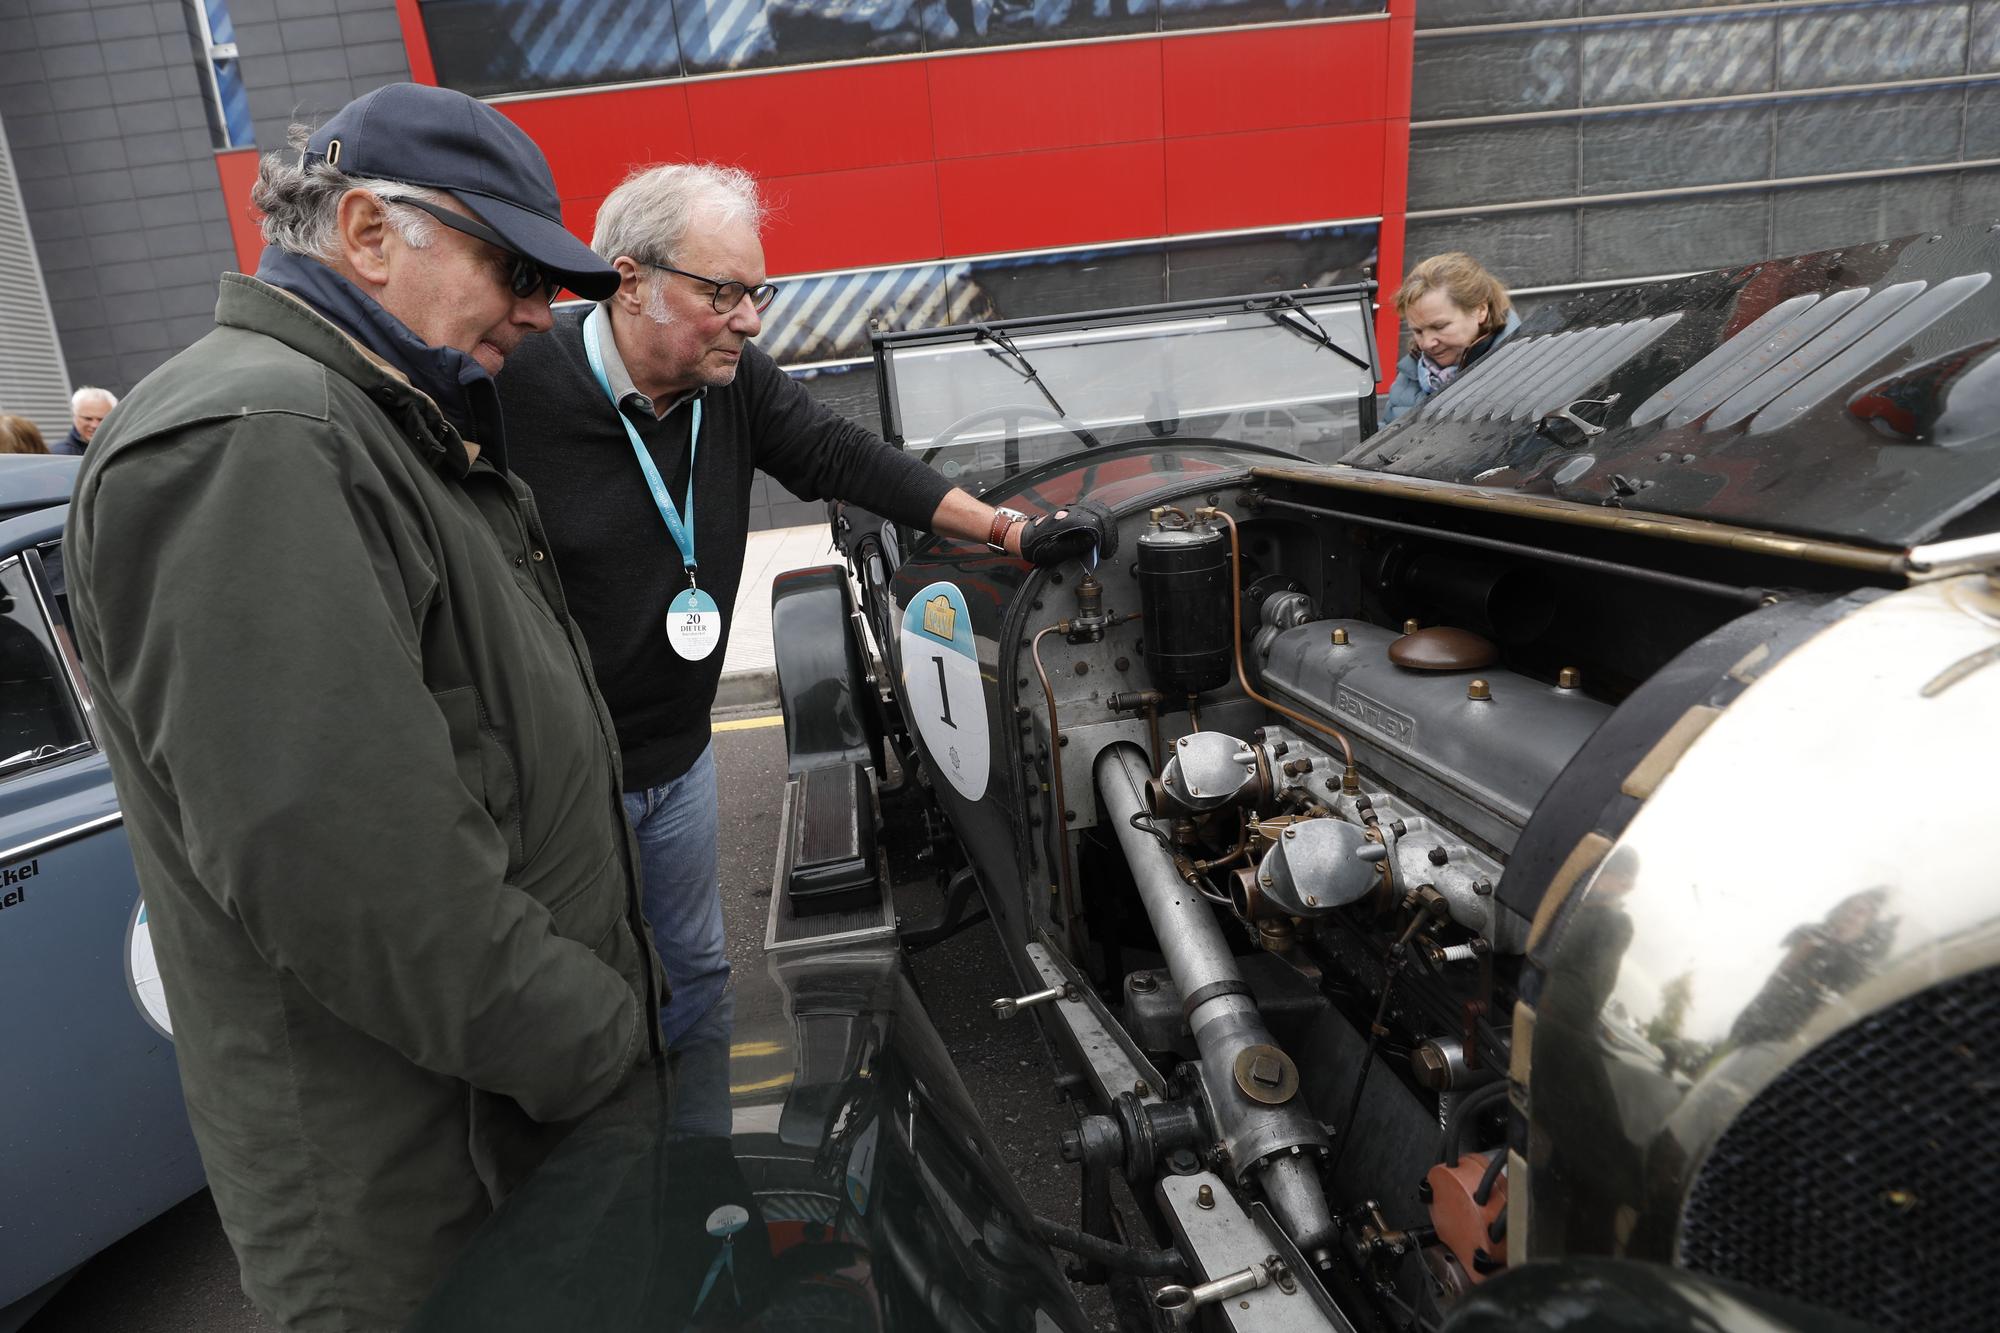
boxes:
[0,415,51,454]
[1384,252,1520,424]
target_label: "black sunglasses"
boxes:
[643,261,780,315]
[387,196,563,304]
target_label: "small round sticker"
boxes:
[668,586,723,661]
[126,896,172,1038]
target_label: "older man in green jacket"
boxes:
[65,85,665,1330]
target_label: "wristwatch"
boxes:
[986,507,1028,552]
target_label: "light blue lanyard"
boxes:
[582,304,701,587]
[691,1236,738,1316]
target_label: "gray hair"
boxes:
[71,385,117,411]
[591,163,764,269]
[250,122,449,263]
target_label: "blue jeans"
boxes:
[623,744,732,1052]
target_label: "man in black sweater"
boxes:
[500,163,1107,1056]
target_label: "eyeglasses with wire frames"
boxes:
[385,196,564,304]
[643,261,780,314]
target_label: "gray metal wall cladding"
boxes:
[1406,1,2000,292]
[0,112,73,439]
[228,0,410,157]
[0,0,243,401]
[0,0,407,400]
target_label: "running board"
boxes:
[766,769,894,955]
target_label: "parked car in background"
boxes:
[1217,400,1349,451]
[0,455,204,1332]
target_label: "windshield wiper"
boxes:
[1257,295,1372,374]
[973,323,1070,418]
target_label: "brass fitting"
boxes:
[1258,918,1295,954]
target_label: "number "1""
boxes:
[931,655,956,729]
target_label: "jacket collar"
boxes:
[214,271,482,478]
[583,302,705,422]
[253,248,505,462]
[1462,307,1522,370]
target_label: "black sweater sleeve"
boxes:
[737,344,954,529]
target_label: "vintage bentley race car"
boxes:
[408,232,1998,1332]
[754,233,1999,1331]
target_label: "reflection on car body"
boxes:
[409,899,1094,1331]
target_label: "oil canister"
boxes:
[1137,514,1232,696]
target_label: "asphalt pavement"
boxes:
[24,718,1110,1331]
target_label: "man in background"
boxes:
[54,386,116,454]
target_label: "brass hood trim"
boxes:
[1247,464,1911,577]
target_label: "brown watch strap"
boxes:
[987,510,1019,550]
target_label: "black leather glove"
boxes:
[1019,499,1117,567]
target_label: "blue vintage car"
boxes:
[0,455,204,1330]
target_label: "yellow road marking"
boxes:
[730,1040,783,1057]
[730,1073,795,1094]
[714,713,783,732]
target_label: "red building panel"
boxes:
[927,40,1164,160]
[1384,11,1414,118]
[213,147,263,275]
[1164,123,1385,235]
[496,85,696,204]
[392,0,436,86]
[1375,9,1417,383]
[562,195,609,252]
[348,15,1415,305]
[1161,20,1388,139]
[936,141,1166,256]
[759,162,942,274]
[686,62,935,179]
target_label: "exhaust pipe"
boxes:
[1096,741,1336,1257]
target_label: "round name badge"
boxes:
[705,1204,748,1238]
[668,586,723,661]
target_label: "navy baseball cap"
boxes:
[305,83,618,302]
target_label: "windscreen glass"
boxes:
[882,297,1376,488]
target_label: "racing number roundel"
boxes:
[899,581,990,800]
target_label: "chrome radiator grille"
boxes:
[1678,965,1998,1332]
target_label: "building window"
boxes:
[418,0,1387,100]
[190,0,254,149]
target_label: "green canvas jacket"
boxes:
[66,273,665,1331]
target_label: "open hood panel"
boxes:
[1344,227,2000,549]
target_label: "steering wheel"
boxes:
[924,404,1105,462]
